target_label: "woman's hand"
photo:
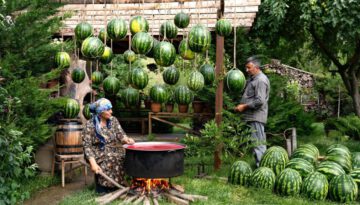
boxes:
[88,158,102,174]
[123,137,135,145]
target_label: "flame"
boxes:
[131,178,170,194]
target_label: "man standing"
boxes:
[235,56,270,167]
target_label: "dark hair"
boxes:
[246,56,262,69]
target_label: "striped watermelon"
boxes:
[121,87,140,108]
[100,46,113,64]
[81,37,105,59]
[188,24,211,53]
[146,38,160,58]
[228,160,252,186]
[130,16,149,35]
[130,68,148,90]
[123,50,136,64]
[71,68,85,83]
[199,64,215,85]
[260,146,289,176]
[107,19,127,40]
[150,85,168,103]
[301,172,328,201]
[103,76,120,95]
[327,144,350,153]
[178,39,195,60]
[286,158,315,179]
[174,12,190,29]
[174,85,193,105]
[317,161,346,181]
[153,41,176,67]
[75,22,93,41]
[225,69,246,93]
[55,52,71,69]
[63,98,80,119]
[329,174,358,203]
[291,144,319,165]
[215,19,232,37]
[131,32,153,54]
[187,71,205,91]
[275,168,302,196]
[160,21,178,39]
[250,167,276,190]
[350,168,360,185]
[326,145,352,173]
[91,71,104,85]
[162,66,180,85]
[82,104,91,120]
[98,28,108,43]
[352,152,360,169]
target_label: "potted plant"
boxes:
[174,85,193,113]
[192,95,204,113]
[149,85,167,113]
[165,87,175,112]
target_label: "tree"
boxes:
[251,0,360,116]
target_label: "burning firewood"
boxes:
[96,187,130,205]
[163,192,190,205]
[143,197,151,205]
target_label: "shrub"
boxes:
[324,114,360,140]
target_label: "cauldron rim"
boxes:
[123,141,186,152]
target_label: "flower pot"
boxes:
[192,101,204,113]
[151,102,162,113]
[165,103,174,113]
[178,104,189,113]
[144,99,152,109]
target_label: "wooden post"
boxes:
[291,128,297,152]
[214,0,225,170]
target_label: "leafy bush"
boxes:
[324,114,360,140]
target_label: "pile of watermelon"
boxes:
[228,144,360,203]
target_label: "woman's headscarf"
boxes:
[89,98,113,150]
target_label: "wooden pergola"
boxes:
[55,0,261,169]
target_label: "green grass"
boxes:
[19,174,60,203]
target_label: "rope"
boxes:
[103,7,108,44]
[197,0,200,24]
[90,61,93,102]
[110,39,113,75]
[233,7,237,68]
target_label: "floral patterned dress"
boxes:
[82,116,128,187]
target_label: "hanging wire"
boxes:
[110,39,113,76]
[233,7,237,68]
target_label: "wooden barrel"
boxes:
[55,119,83,155]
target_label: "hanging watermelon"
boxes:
[103,76,120,95]
[107,19,127,40]
[225,68,246,92]
[160,21,178,39]
[146,38,160,58]
[91,71,104,85]
[123,50,136,64]
[162,66,180,85]
[131,32,153,54]
[178,39,195,60]
[100,46,113,64]
[75,22,93,42]
[153,41,176,67]
[130,67,149,90]
[215,19,232,37]
[187,71,205,91]
[174,12,190,29]
[82,104,91,120]
[71,68,85,83]
[121,87,140,108]
[55,51,71,69]
[150,85,168,103]
[81,37,105,59]
[199,64,215,85]
[130,16,149,35]
[63,98,80,119]
[98,28,108,43]
[188,24,211,53]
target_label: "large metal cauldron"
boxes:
[123,142,186,178]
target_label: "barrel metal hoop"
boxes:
[56,145,83,148]
[56,128,83,132]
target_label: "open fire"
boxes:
[130,178,170,196]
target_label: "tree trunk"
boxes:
[339,68,360,117]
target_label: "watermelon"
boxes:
[260,146,289,176]
[82,104,91,120]
[130,16,149,35]
[81,37,105,59]
[174,12,190,29]
[286,158,315,179]
[187,71,204,91]
[75,22,93,41]
[275,168,302,196]
[153,41,176,67]
[228,160,252,186]
[121,87,140,108]
[160,21,178,39]
[91,71,104,85]
[325,145,352,173]
[301,172,328,201]
[103,76,120,95]
[215,19,232,37]
[352,152,360,169]
[130,67,148,90]
[329,174,358,203]
[162,66,180,85]
[107,19,127,40]
[174,85,193,105]
[178,39,195,60]
[98,28,108,43]
[199,64,215,85]
[150,85,168,103]
[146,38,160,58]
[71,68,85,83]
[131,32,153,54]
[250,167,276,190]
[100,46,113,64]
[317,161,346,181]
[55,52,71,69]
[225,68,246,92]
[350,168,360,185]
[188,24,211,53]
[291,145,319,165]
[327,144,350,153]
[63,98,80,119]
[123,50,136,64]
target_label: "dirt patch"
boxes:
[24,172,94,205]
